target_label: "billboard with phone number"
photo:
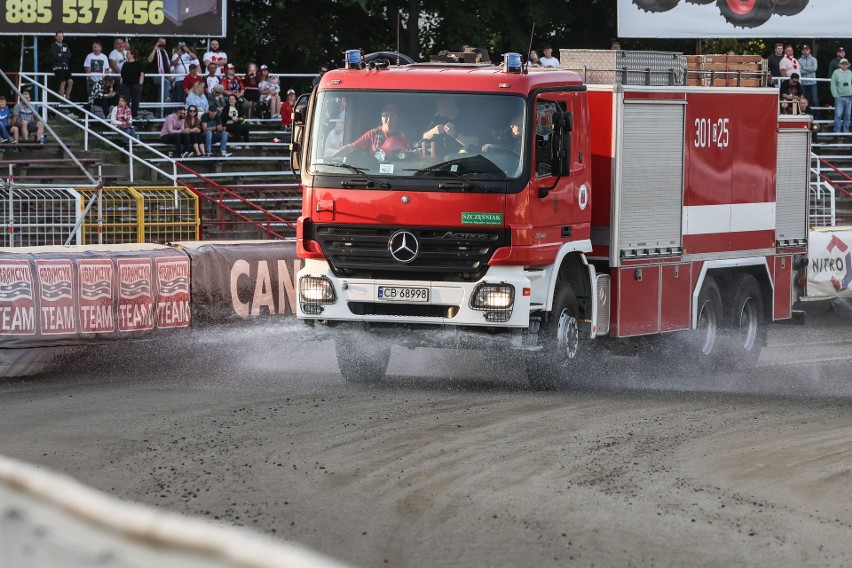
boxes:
[1,0,226,37]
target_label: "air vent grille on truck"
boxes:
[314,224,509,282]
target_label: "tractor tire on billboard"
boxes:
[685,0,715,4]
[773,0,810,16]
[633,0,681,12]
[717,0,776,28]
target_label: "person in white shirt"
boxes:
[171,41,199,104]
[108,38,127,74]
[83,41,110,97]
[779,44,800,77]
[202,39,228,76]
[539,45,560,68]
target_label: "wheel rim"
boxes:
[738,297,758,351]
[556,309,579,360]
[697,299,717,355]
[726,0,755,14]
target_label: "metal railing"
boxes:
[1,182,83,247]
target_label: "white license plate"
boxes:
[376,286,429,303]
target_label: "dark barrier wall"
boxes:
[175,241,301,324]
[0,245,191,349]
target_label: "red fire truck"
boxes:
[291,51,810,387]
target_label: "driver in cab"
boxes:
[329,103,410,160]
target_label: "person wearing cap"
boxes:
[779,72,803,114]
[281,88,297,128]
[200,103,231,157]
[798,44,819,107]
[831,58,852,133]
[202,39,228,76]
[330,103,410,160]
[258,65,282,118]
[828,46,846,80]
[768,43,784,80]
[182,62,205,98]
[171,41,199,104]
[779,44,799,78]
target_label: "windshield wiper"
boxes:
[404,164,492,193]
[323,161,391,189]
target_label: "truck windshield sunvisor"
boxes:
[307,91,527,187]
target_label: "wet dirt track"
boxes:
[1,305,851,567]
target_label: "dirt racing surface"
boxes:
[1,305,851,567]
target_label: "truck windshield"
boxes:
[308,91,526,182]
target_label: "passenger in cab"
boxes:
[329,103,410,160]
[422,96,478,154]
[482,113,523,156]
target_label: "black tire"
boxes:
[686,0,715,4]
[634,0,681,11]
[335,334,391,383]
[526,283,582,390]
[364,51,416,66]
[689,277,725,366]
[717,0,776,28]
[721,274,766,368]
[773,0,808,16]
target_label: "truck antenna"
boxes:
[525,22,535,74]
[396,11,401,66]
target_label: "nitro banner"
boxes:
[175,241,301,324]
[807,228,852,300]
[0,245,190,347]
[620,0,840,38]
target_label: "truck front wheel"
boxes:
[691,277,724,364]
[633,0,681,12]
[526,283,581,390]
[721,274,765,367]
[335,334,391,383]
[717,0,775,28]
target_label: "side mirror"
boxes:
[289,94,310,174]
[550,110,572,177]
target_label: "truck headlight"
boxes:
[470,283,514,310]
[299,275,336,314]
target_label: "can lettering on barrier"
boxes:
[0,260,36,335]
[117,259,155,332]
[77,259,115,334]
[36,259,76,335]
[156,257,190,328]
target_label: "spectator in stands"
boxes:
[109,95,137,139]
[779,73,803,114]
[211,84,226,109]
[779,44,799,78]
[539,45,559,68]
[243,63,261,118]
[184,105,205,156]
[831,58,852,133]
[258,65,282,118]
[323,119,345,157]
[87,73,116,119]
[203,39,228,76]
[160,106,190,157]
[281,88,296,129]
[201,104,231,157]
[330,103,409,159]
[182,63,205,99]
[171,42,199,104]
[119,50,144,117]
[108,39,127,87]
[0,96,13,143]
[312,64,328,88]
[768,43,784,80]
[224,94,250,146]
[51,31,73,99]
[186,81,209,113]
[828,46,846,81]
[798,44,819,107]
[10,91,45,145]
[527,50,541,68]
[611,41,622,51]
[205,62,220,94]
[147,38,171,118]
[83,41,110,97]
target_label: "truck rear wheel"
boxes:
[722,274,765,367]
[717,0,775,28]
[690,277,724,366]
[773,0,808,16]
[526,283,581,390]
[335,334,391,383]
[633,0,681,12]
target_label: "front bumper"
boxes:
[296,259,532,328]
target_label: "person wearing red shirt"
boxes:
[330,104,410,159]
[281,89,296,128]
[182,63,205,97]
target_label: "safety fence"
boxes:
[1,184,198,247]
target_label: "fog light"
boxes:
[299,276,336,316]
[470,283,514,310]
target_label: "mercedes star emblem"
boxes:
[388,231,419,263]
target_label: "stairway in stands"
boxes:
[810,130,852,227]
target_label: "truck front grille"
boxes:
[314,224,509,281]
